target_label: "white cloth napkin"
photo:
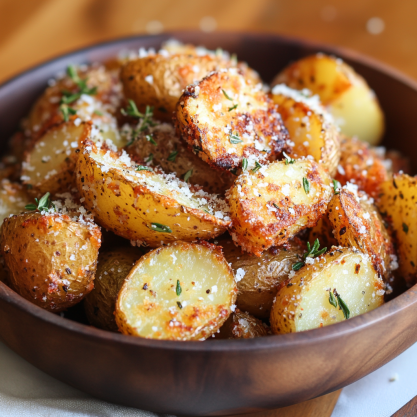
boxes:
[1,338,416,417]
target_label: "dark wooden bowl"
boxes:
[1,32,417,417]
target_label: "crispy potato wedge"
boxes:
[125,123,234,194]
[176,69,289,170]
[84,247,144,331]
[273,54,385,145]
[270,247,385,333]
[76,140,231,247]
[227,159,332,255]
[220,238,305,319]
[272,85,340,176]
[213,310,270,339]
[21,121,91,196]
[328,188,395,279]
[115,241,237,340]
[0,208,101,312]
[27,65,121,138]
[378,174,417,285]
[308,215,337,248]
[121,49,260,121]
[334,136,389,199]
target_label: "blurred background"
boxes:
[0,0,416,83]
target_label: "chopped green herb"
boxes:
[403,223,409,234]
[25,192,54,212]
[61,91,82,105]
[292,238,326,271]
[136,165,152,171]
[60,104,77,122]
[176,301,183,309]
[328,290,338,308]
[193,145,203,154]
[183,169,193,182]
[24,203,37,211]
[146,134,157,145]
[242,157,248,171]
[167,150,178,162]
[229,132,242,144]
[228,103,238,112]
[64,65,97,98]
[273,203,279,210]
[283,152,295,165]
[333,179,341,195]
[251,161,262,174]
[222,89,233,101]
[334,289,350,319]
[93,110,103,116]
[176,280,182,296]
[303,177,310,194]
[150,223,172,233]
[144,153,154,163]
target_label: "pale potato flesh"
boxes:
[115,242,237,340]
[227,159,332,255]
[270,248,385,334]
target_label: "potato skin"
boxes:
[220,238,305,319]
[227,159,333,255]
[308,215,337,249]
[121,52,260,121]
[84,247,144,331]
[176,69,289,170]
[125,123,234,195]
[0,211,101,312]
[214,310,270,339]
[270,247,385,334]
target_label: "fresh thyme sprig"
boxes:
[329,288,350,319]
[292,238,327,271]
[25,192,55,212]
[283,152,295,165]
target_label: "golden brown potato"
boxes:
[125,123,234,195]
[272,85,340,176]
[334,136,389,199]
[273,54,385,145]
[328,188,395,280]
[270,247,385,334]
[213,309,270,339]
[115,241,237,340]
[308,215,337,248]
[21,121,91,196]
[227,159,332,255]
[27,64,121,138]
[378,174,417,286]
[84,247,144,331]
[220,238,305,319]
[76,140,231,247]
[0,205,101,312]
[176,69,289,171]
[121,49,260,121]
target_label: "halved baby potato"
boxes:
[76,140,231,247]
[0,207,101,312]
[328,188,395,280]
[121,48,260,121]
[273,54,385,145]
[272,85,340,176]
[176,69,289,170]
[227,159,332,255]
[270,247,385,334]
[115,241,237,340]
[378,174,417,286]
[220,237,305,319]
[84,247,144,331]
[125,123,234,195]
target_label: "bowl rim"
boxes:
[1,30,417,353]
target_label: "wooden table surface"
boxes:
[1,0,417,84]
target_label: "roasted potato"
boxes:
[334,135,389,199]
[273,54,385,145]
[125,123,234,194]
[84,247,144,331]
[27,64,121,138]
[176,69,289,170]
[76,140,231,247]
[213,309,270,339]
[227,159,332,255]
[272,85,340,176]
[21,121,91,196]
[121,49,260,121]
[308,215,337,248]
[115,241,237,340]
[328,188,395,280]
[270,247,385,333]
[378,174,417,286]
[0,206,101,312]
[220,238,305,319]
